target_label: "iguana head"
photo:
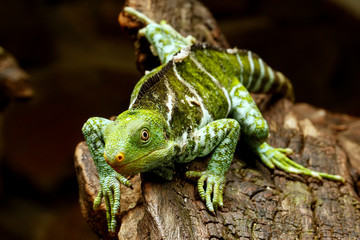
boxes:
[103,109,175,176]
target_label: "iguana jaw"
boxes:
[108,143,175,176]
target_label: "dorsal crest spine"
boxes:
[133,61,174,106]
[190,43,259,58]
[190,43,224,52]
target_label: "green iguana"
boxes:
[82,7,344,232]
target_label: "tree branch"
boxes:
[74,0,360,239]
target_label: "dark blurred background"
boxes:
[0,0,359,239]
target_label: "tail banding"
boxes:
[234,49,294,101]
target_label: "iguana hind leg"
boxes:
[229,82,344,182]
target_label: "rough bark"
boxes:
[74,0,360,239]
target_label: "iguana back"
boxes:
[129,44,293,138]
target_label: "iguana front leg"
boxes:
[185,119,240,212]
[82,117,132,232]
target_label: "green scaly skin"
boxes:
[82,7,344,232]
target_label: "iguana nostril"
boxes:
[116,152,125,163]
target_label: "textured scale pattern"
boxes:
[82,7,344,232]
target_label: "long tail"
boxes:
[233,49,294,101]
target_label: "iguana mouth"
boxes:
[110,147,168,175]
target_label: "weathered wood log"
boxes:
[74,0,360,239]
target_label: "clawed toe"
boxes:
[185,170,225,213]
[275,147,293,155]
[257,142,344,182]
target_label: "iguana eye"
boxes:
[140,129,150,141]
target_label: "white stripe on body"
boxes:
[129,97,137,109]
[263,67,275,92]
[252,58,265,92]
[190,55,232,116]
[236,54,244,84]
[173,64,213,128]
[247,51,255,89]
[164,80,175,127]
